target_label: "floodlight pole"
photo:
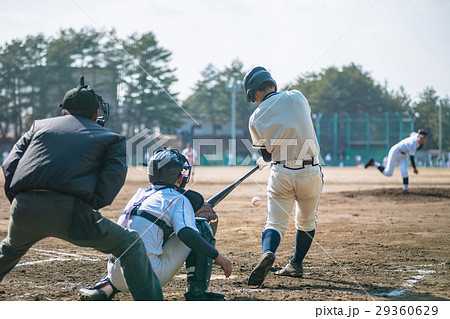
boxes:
[231,81,236,165]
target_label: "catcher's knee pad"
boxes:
[185,219,216,296]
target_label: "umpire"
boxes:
[0,77,163,300]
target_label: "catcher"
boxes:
[79,149,232,301]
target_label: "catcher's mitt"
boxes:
[195,203,219,235]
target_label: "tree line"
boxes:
[289,64,449,151]
[0,27,181,139]
[0,27,448,151]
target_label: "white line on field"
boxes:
[374,263,443,297]
[16,258,71,267]
[174,274,237,280]
[14,248,102,268]
[30,248,101,261]
[233,288,269,293]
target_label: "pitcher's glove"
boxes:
[195,203,219,235]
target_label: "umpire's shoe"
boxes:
[248,252,275,286]
[275,260,303,278]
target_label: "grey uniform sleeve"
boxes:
[249,116,266,149]
[177,227,219,259]
[2,125,34,203]
[90,137,127,210]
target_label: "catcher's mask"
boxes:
[242,66,277,103]
[148,149,191,188]
[60,76,110,126]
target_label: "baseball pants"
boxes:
[265,164,323,237]
[382,148,409,178]
[0,192,163,300]
[108,232,191,291]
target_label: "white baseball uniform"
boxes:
[182,147,198,166]
[249,90,323,237]
[107,186,198,291]
[382,133,421,178]
[182,147,198,176]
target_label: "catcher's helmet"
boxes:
[60,76,109,126]
[242,66,277,103]
[148,149,191,188]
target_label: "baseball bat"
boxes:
[206,165,259,208]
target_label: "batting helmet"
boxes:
[242,66,277,103]
[60,76,110,126]
[148,149,191,188]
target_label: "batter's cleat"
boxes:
[275,260,303,278]
[364,158,374,168]
[78,287,108,301]
[184,291,227,301]
[248,252,275,286]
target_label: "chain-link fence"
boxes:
[315,112,414,166]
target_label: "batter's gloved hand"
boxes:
[195,203,219,235]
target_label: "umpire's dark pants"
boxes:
[0,192,163,300]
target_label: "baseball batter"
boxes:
[79,149,231,301]
[243,67,323,286]
[364,129,428,191]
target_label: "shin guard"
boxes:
[185,219,215,296]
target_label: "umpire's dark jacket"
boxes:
[2,115,127,210]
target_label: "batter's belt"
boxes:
[273,155,319,170]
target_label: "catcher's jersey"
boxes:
[122,186,198,255]
[392,133,420,156]
[249,90,320,162]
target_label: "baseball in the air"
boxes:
[251,196,262,206]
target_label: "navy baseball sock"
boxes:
[262,229,281,254]
[403,177,409,190]
[291,229,315,264]
[377,165,385,173]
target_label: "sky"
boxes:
[0,0,449,102]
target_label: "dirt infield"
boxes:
[0,166,449,301]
